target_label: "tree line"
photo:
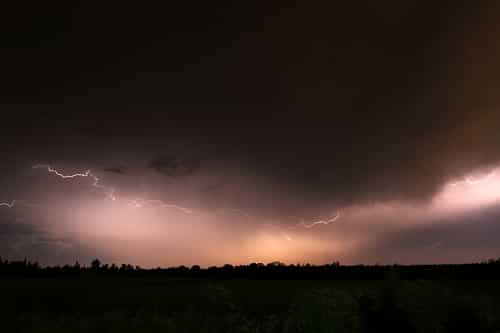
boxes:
[3,257,500,280]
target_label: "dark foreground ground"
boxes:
[2,262,500,332]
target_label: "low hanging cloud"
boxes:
[0,217,80,265]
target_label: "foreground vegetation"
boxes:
[2,259,500,332]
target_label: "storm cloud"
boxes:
[1,1,500,265]
[149,155,201,178]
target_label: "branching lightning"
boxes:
[300,211,341,228]
[33,164,116,200]
[7,163,339,235]
[32,164,193,214]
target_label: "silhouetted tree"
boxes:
[91,258,101,271]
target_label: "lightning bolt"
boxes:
[32,164,116,200]
[146,200,193,214]
[32,164,91,179]
[300,211,341,228]
[32,164,194,213]
[0,200,46,210]
[128,198,193,214]
[0,200,16,208]
[25,163,350,227]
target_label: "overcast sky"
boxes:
[2,2,500,266]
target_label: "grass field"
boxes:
[1,276,499,332]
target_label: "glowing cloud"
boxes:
[433,168,500,215]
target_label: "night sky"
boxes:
[2,2,500,266]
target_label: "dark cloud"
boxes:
[0,220,37,237]
[149,155,201,178]
[0,219,71,262]
[103,167,126,174]
[0,217,111,266]
[1,1,498,207]
[1,1,500,265]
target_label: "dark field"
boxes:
[2,266,500,333]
